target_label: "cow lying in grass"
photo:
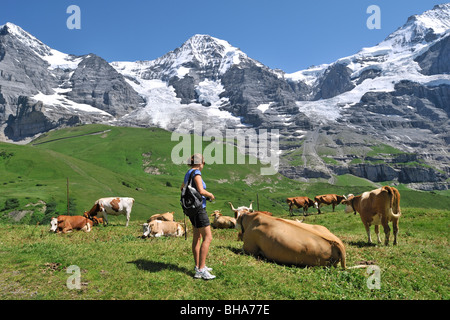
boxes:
[147,212,174,223]
[50,215,93,234]
[142,220,185,238]
[236,210,346,269]
[211,210,236,229]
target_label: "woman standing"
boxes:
[181,154,216,280]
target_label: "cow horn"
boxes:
[249,201,253,212]
[228,202,237,212]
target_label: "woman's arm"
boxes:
[194,175,215,200]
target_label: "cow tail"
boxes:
[385,186,394,210]
[337,241,346,269]
[383,186,401,218]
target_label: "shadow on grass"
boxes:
[128,259,191,276]
[216,245,244,255]
[348,240,378,248]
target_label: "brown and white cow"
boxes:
[147,212,174,223]
[286,196,315,216]
[85,197,134,227]
[142,220,185,238]
[342,186,401,245]
[50,215,93,234]
[211,210,236,229]
[236,211,346,268]
[314,194,345,214]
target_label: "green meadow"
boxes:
[0,124,448,300]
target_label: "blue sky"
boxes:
[1,0,444,72]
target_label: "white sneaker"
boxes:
[194,267,216,280]
[195,265,212,272]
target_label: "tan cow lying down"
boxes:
[343,186,401,245]
[147,212,174,223]
[236,211,346,268]
[50,215,93,234]
[142,220,185,238]
[211,210,236,229]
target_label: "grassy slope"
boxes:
[0,124,448,300]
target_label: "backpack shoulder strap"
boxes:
[187,169,200,189]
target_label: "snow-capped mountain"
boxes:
[110,33,291,132]
[287,3,450,121]
[0,3,449,188]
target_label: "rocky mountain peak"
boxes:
[142,33,251,81]
[384,3,450,47]
[0,22,53,58]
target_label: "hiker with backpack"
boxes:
[180,154,216,280]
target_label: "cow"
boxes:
[142,220,185,238]
[83,212,103,225]
[147,212,174,223]
[229,201,274,219]
[342,186,401,245]
[228,201,253,219]
[235,211,346,269]
[50,215,93,234]
[85,197,135,227]
[314,194,345,214]
[229,202,274,241]
[286,197,315,216]
[210,210,236,229]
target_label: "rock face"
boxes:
[66,54,144,117]
[0,4,450,189]
[415,34,450,75]
[313,63,355,100]
[0,23,141,141]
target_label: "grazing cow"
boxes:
[142,220,185,238]
[50,215,93,234]
[342,186,401,245]
[236,211,346,268]
[211,210,236,229]
[314,194,345,214]
[286,197,315,216]
[147,212,174,223]
[85,197,135,227]
[83,212,103,225]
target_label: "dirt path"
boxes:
[31,129,111,146]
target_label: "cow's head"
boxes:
[342,194,355,214]
[337,195,346,204]
[211,210,222,220]
[49,217,58,232]
[229,201,253,219]
[314,201,319,209]
[176,224,185,237]
[142,223,151,238]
